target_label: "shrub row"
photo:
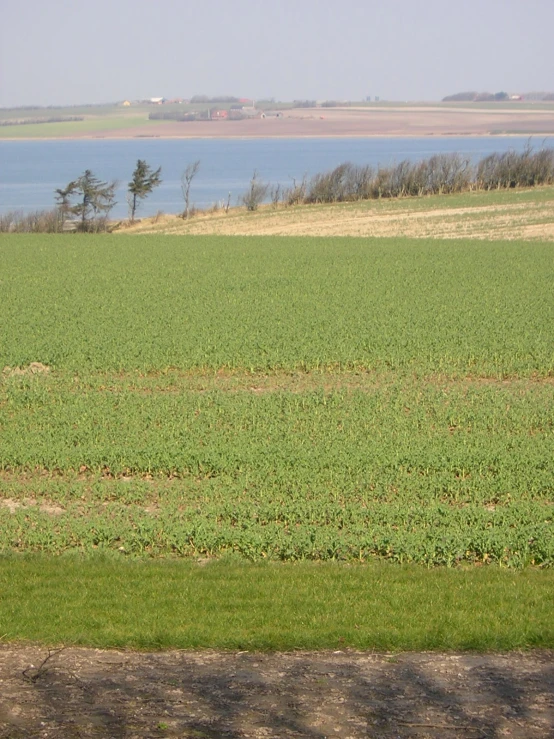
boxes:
[0,209,65,233]
[0,209,113,233]
[0,116,84,127]
[276,147,554,206]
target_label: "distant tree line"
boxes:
[0,104,113,112]
[148,109,257,122]
[294,100,350,108]
[443,91,510,102]
[0,116,84,127]
[189,95,241,103]
[442,91,554,102]
[149,111,207,122]
[2,146,554,232]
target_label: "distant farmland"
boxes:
[2,100,554,138]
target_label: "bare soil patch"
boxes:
[0,498,64,515]
[0,646,552,738]
[2,363,50,378]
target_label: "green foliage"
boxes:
[55,170,116,232]
[128,160,162,222]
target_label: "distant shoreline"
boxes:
[1,132,550,143]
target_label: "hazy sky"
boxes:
[1,0,553,107]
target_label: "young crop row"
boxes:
[1,235,553,375]
[1,377,552,504]
[1,499,552,567]
[1,371,552,565]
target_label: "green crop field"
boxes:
[1,232,553,648]
[0,115,161,139]
[2,235,553,375]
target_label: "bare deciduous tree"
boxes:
[270,184,282,208]
[283,175,307,206]
[241,170,269,211]
[181,160,200,219]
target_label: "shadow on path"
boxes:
[0,647,553,738]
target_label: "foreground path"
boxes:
[0,647,553,738]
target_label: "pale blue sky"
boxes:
[1,0,552,107]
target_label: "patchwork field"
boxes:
[2,101,554,139]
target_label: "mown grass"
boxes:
[1,556,553,650]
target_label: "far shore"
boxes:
[2,105,554,141]
[3,132,551,143]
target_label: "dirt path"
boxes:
[1,647,552,738]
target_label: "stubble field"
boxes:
[124,186,554,241]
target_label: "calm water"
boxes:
[0,136,550,219]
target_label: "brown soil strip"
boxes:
[5,369,553,394]
[0,646,552,737]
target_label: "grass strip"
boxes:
[1,556,552,651]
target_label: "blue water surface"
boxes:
[0,136,550,219]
